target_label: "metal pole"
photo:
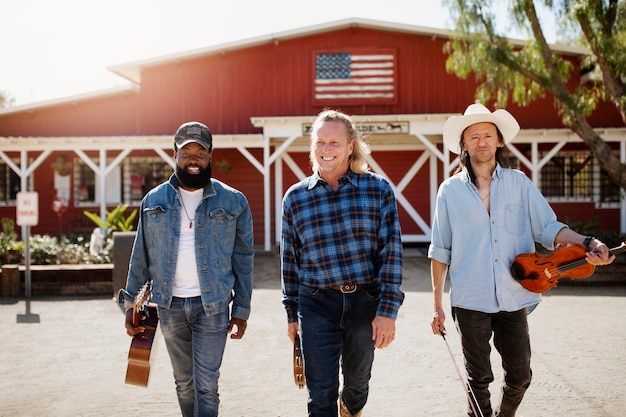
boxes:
[17,225,39,323]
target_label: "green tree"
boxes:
[444,0,626,189]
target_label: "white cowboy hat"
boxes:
[443,103,520,154]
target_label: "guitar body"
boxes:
[125,305,158,387]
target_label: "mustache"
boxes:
[175,163,212,189]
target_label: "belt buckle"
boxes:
[339,284,358,294]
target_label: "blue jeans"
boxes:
[298,283,381,417]
[452,307,532,417]
[159,297,229,417]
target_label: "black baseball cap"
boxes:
[174,121,212,152]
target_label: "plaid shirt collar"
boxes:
[307,169,358,190]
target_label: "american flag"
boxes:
[314,50,396,103]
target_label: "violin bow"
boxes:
[440,330,484,417]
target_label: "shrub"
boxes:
[0,217,21,264]
[1,232,112,265]
[83,205,137,236]
[566,217,624,248]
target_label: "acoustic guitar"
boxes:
[125,281,158,387]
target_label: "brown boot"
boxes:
[339,397,363,417]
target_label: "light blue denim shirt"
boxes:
[428,165,566,313]
[119,175,254,320]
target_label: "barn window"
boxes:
[599,166,621,204]
[123,158,173,204]
[73,158,121,206]
[0,161,20,205]
[539,151,620,205]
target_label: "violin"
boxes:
[510,241,625,293]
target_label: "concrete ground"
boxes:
[1,251,625,416]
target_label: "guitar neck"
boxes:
[132,281,152,327]
[132,304,141,327]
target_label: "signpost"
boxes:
[16,192,40,323]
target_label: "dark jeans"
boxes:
[452,307,532,417]
[298,282,381,417]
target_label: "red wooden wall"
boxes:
[0,24,623,241]
[2,26,622,138]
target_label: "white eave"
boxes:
[0,84,139,116]
[0,134,264,151]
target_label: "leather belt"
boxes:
[330,284,361,294]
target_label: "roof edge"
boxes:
[0,84,139,116]
[108,17,589,86]
[107,17,453,85]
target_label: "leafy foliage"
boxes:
[83,205,137,235]
[566,217,624,248]
[0,218,21,264]
[444,0,626,190]
[0,217,113,265]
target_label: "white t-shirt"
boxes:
[172,187,204,297]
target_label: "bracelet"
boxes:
[583,236,595,248]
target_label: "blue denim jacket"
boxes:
[119,175,254,320]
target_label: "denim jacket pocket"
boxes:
[143,206,168,241]
[209,208,236,241]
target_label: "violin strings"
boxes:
[540,257,589,277]
[532,243,625,280]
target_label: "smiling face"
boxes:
[174,141,212,190]
[312,120,354,183]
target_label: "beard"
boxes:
[175,163,212,190]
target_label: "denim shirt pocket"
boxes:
[503,204,526,236]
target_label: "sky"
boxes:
[0,0,454,106]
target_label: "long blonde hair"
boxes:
[309,109,370,174]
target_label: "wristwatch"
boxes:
[583,236,595,248]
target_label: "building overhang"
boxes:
[0,134,264,152]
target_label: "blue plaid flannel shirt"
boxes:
[281,170,404,323]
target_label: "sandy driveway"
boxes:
[1,254,625,416]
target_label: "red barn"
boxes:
[0,18,624,250]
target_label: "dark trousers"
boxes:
[298,283,381,417]
[452,307,532,417]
